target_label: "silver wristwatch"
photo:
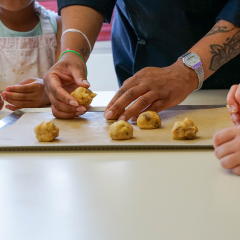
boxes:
[178,52,204,91]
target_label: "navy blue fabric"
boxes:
[58,0,240,89]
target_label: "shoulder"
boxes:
[35,2,59,35]
[46,9,59,35]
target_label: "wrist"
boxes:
[172,59,199,92]
[61,34,90,62]
[59,50,88,77]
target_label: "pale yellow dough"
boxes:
[109,120,133,140]
[137,111,161,129]
[171,118,198,140]
[34,121,59,142]
[71,87,97,107]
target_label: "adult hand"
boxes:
[1,78,50,111]
[104,60,198,121]
[0,95,4,110]
[44,52,91,119]
[226,84,240,125]
[214,125,240,176]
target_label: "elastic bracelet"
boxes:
[61,29,92,53]
[59,48,88,77]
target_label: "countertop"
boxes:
[1,89,240,240]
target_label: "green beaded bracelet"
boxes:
[59,49,88,77]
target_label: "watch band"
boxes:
[179,52,204,91]
[193,63,204,91]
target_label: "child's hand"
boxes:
[227,84,240,125]
[1,78,50,111]
[214,125,240,175]
[0,96,4,110]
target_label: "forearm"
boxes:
[188,20,240,80]
[61,5,104,61]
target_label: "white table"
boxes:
[1,90,240,240]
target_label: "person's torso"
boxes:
[112,0,239,89]
[0,1,57,92]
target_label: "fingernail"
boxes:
[232,113,238,121]
[76,106,86,112]
[83,80,90,86]
[104,110,113,119]
[69,100,79,106]
[75,111,84,116]
[118,115,126,121]
[231,105,237,113]
[236,121,240,125]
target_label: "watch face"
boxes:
[184,53,200,67]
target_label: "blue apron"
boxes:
[58,0,240,89]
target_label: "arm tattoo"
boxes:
[205,26,235,37]
[209,31,240,71]
[80,47,90,58]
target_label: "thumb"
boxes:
[70,65,91,89]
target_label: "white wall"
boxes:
[87,41,119,91]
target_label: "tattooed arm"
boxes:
[187,20,240,124]
[187,20,240,80]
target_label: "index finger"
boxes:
[6,83,35,93]
[213,125,239,148]
[105,77,134,111]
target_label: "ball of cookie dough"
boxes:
[137,111,161,129]
[34,120,59,142]
[171,118,198,140]
[71,87,97,107]
[109,120,133,140]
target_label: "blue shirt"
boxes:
[58,0,240,89]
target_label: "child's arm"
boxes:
[227,85,240,125]
[214,125,240,175]
[1,15,62,111]
[55,15,62,62]
[1,78,50,111]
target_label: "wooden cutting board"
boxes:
[0,107,233,150]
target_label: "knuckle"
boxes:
[122,77,131,86]
[51,87,57,97]
[111,102,122,112]
[125,88,135,99]
[150,104,159,113]
[52,99,60,110]
[138,96,149,107]
[230,85,238,91]
[136,70,145,79]
[118,87,127,97]
[51,105,59,118]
